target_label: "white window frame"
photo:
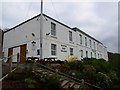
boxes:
[70,48,73,55]
[51,22,56,36]
[86,51,88,58]
[89,39,92,48]
[51,44,57,56]
[80,34,82,44]
[85,37,87,46]
[69,31,72,41]
[81,50,83,58]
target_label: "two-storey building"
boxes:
[3,14,108,63]
[0,29,3,59]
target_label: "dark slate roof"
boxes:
[4,13,102,44]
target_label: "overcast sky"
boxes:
[0,0,119,53]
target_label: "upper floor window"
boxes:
[80,34,82,44]
[89,39,91,48]
[51,22,56,36]
[70,48,73,55]
[94,42,95,49]
[85,37,87,46]
[51,44,57,55]
[69,31,72,41]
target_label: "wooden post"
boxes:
[81,79,85,90]
[9,55,13,73]
[17,53,19,68]
[2,52,4,63]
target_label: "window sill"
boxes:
[69,41,74,44]
[51,35,57,39]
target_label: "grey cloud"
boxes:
[1,1,118,53]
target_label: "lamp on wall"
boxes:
[31,41,36,45]
[46,32,50,36]
[31,41,36,50]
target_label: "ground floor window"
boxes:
[51,44,57,55]
[37,49,40,55]
[70,48,73,55]
[80,50,83,58]
[86,51,88,58]
[91,52,92,58]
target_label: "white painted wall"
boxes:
[3,14,108,61]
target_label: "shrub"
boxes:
[56,65,70,73]
[96,72,112,89]
[24,78,36,85]
[64,60,83,71]
[68,70,83,80]
[66,56,77,63]
[43,74,61,90]
[82,65,96,82]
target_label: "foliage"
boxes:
[96,72,112,89]
[56,65,70,73]
[43,74,61,90]
[24,78,36,85]
[66,56,77,63]
[67,70,83,80]
[81,58,112,74]
[64,59,83,71]
[82,65,96,82]
[63,57,120,89]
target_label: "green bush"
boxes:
[43,74,61,90]
[96,72,112,89]
[25,78,36,85]
[67,70,83,80]
[64,60,83,71]
[81,58,113,74]
[82,65,96,82]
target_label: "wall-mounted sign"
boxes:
[61,45,67,52]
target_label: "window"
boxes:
[80,34,82,44]
[91,52,92,58]
[94,52,96,58]
[94,42,95,49]
[37,49,40,55]
[51,44,57,55]
[70,48,73,55]
[98,53,99,58]
[85,37,87,46]
[51,22,56,36]
[89,40,91,48]
[97,43,99,50]
[81,50,83,58]
[69,31,72,41]
[86,51,88,58]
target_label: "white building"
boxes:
[3,14,108,63]
[0,29,3,59]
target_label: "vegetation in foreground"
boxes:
[54,56,120,90]
[2,56,120,90]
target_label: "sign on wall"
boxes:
[61,45,67,52]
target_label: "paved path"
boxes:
[2,63,17,77]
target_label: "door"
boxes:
[8,48,13,63]
[20,44,27,63]
[13,47,20,62]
